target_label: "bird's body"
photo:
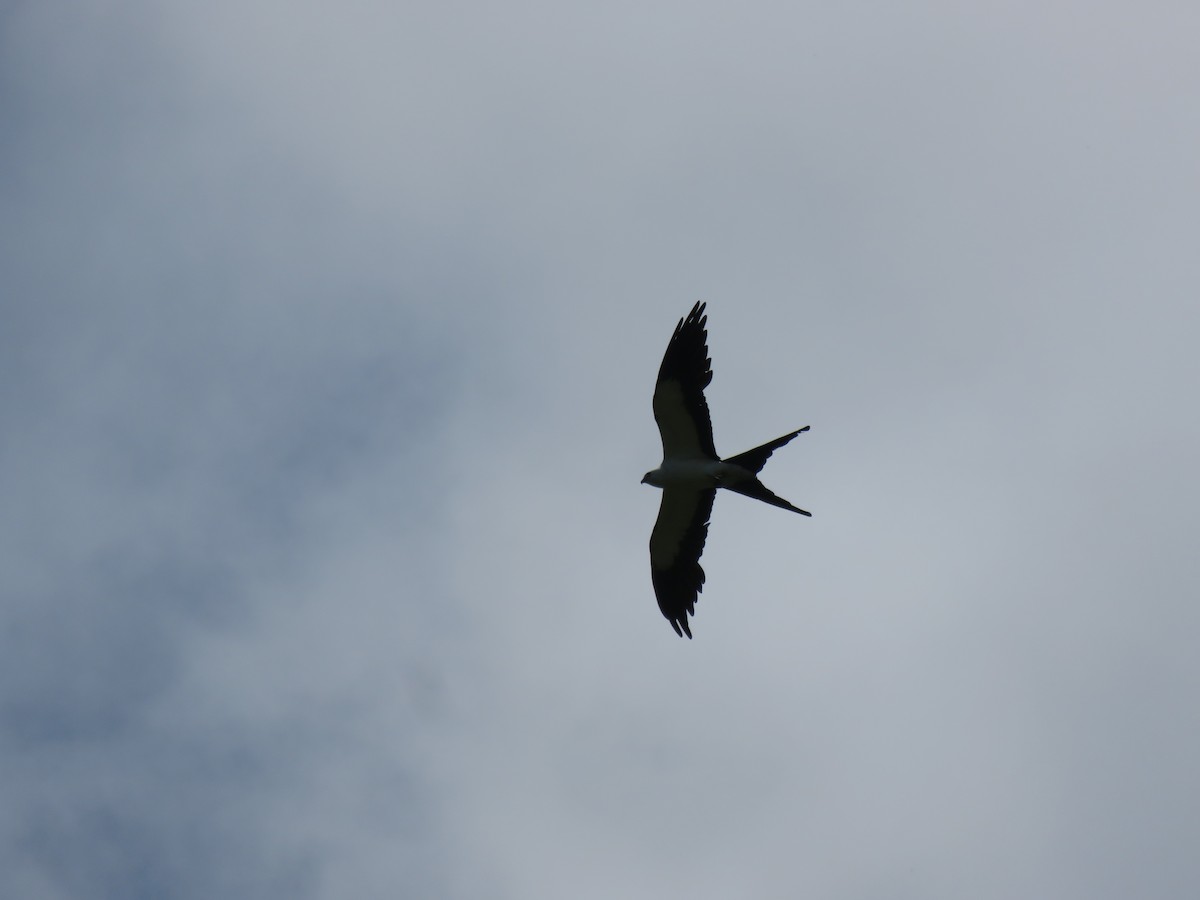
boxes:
[642,302,810,638]
[642,458,744,489]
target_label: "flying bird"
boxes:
[641,302,810,638]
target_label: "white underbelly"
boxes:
[656,459,746,488]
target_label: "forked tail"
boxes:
[724,479,812,516]
[722,426,810,474]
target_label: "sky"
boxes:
[3,1,1200,897]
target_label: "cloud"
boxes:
[3,1,1200,898]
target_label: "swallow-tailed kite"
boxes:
[641,302,810,638]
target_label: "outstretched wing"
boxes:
[650,486,717,638]
[653,301,717,461]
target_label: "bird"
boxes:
[641,302,810,638]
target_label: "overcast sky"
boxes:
[4,2,1200,897]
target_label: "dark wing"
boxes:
[650,486,717,638]
[652,301,718,461]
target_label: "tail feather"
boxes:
[724,479,811,516]
[722,426,809,475]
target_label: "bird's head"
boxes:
[641,469,664,488]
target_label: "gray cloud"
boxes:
[3,1,1199,898]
